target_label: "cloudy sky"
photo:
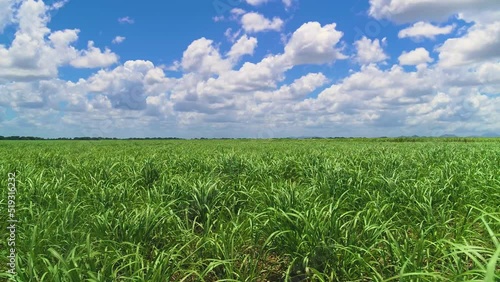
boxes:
[0,0,499,138]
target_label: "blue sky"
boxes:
[0,0,499,138]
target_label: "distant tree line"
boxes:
[0,136,184,140]
[0,136,496,141]
[0,136,45,140]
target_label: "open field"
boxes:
[1,139,499,281]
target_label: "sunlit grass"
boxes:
[0,139,499,281]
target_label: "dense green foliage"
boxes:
[1,139,499,281]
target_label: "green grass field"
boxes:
[1,139,499,281]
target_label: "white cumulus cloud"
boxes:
[399,22,454,39]
[354,37,388,65]
[227,35,258,63]
[70,41,118,68]
[0,0,17,32]
[240,12,284,33]
[368,0,500,24]
[245,0,268,6]
[181,38,232,77]
[284,22,345,65]
[438,22,500,68]
[0,0,118,82]
[398,48,433,66]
